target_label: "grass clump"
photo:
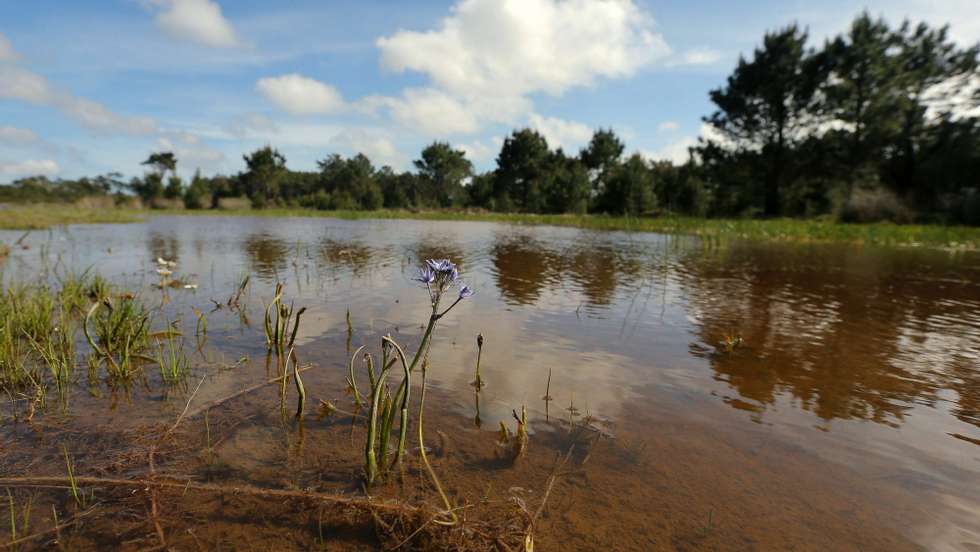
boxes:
[156,331,189,385]
[84,294,152,382]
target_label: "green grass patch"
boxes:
[0,204,143,230]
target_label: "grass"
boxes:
[0,204,142,230]
[2,203,979,248]
[1,273,159,411]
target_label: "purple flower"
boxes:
[414,266,436,284]
[426,259,454,273]
[458,284,474,299]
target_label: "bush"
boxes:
[217,196,251,210]
[839,187,914,223]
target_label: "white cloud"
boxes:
[0,126,40,146]
[374,0,667,136]
[157,133,226,173]
[645,123,729,163]
[0,65,157,135]
[361,88,481,135]
[329,129,406,168]
[256,74,345,115]
[151,0,240,48]
[0,66,52,101]
[644,137,695,164]
[0,32,19,62]
[0,159,60,177]
[457,136,503,163]
[658,121,679,132]
[379,0,667,98]
[669,47,723,66]
[528,114,592,151]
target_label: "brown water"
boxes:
[2,215,979,550]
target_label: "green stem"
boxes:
[383,336,412,468]
[291,347,305,419]
[347,345,366,406]
[364,359,393,485]
[417,361,457,524]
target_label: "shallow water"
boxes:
[2,215,979,550]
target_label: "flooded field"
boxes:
[1,215,979,551]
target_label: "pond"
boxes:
[2,215,979,550]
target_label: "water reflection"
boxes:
[678,245,980,428]
[147,232,179,263]
[316,238,377,276]
[489,233,560,305]
[243,233,290,279]
[409,234,465,270]
[6,215,980,549]
[488,232,648,308]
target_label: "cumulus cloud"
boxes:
[0,126,40,146]
[528,114,592,151]
[0,65,157,135]
[0,32,19,62]
[457,137,503,163]
[360,88,481,135]
[329,129,406,168]
[372,0,667,136]
[658,121,679,131]
[0,159,60,177]
[645,123,728,163]
[379,0,667,97]
[151,0,240,48]
[256,74,346,115]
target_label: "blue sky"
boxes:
[0,0,977,180]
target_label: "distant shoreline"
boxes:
[1,203,978,250]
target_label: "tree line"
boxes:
[3,13,978,224]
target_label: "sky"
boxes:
[0,0,978,181]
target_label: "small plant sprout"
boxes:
[193,307,207,337]
[63,445,84,508]
[472,333,485,389]
[512,406,529,460]
[542,368,554,420]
